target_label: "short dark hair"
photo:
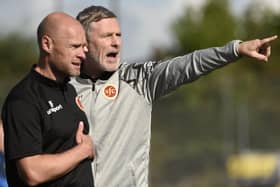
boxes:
[77,5,117,34]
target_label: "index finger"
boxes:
[261,35,278,45]
[78,121,84,132]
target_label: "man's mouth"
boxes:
[106,52,118,59]
[72,62,81,68]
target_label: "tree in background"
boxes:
[238,1,280,151]
[0,34,37,108]
[150,0,280,187]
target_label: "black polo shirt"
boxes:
[1,66,93,187]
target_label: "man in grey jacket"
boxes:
[71,5,277,187]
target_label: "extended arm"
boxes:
[122,35,278,103]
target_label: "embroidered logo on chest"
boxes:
[75,95,85,111]
[46,100,63,115]
[103,84,118,100]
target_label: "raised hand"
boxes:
[238,35,278,62]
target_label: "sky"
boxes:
[0,0,279,62]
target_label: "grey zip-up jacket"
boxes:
[70,40,241,187]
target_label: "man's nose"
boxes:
[111,36,121,48]
[83,46,88,53]
[78,46,87,59]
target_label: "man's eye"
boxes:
[102,34,112,38]
[71,44,81,48]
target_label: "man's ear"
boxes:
[41,35,53,54]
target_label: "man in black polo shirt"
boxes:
[1,12,94,186]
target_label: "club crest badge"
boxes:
[75,95,85,111]
[103,84,118,100]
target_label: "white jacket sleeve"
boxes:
[120,40,241,103]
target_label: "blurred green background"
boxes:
[0,0,280,186]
